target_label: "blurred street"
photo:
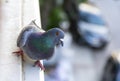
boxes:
[55,0,120,81]
[1,0,120,81]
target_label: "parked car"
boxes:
[77,3,109,49]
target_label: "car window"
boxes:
[80,11,105,25]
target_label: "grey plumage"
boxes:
[17,20,64,61]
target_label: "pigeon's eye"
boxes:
[56,31,59,36]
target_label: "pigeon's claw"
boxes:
[12,49,24,61]
[13,50,23,56]
[33,60,45,71]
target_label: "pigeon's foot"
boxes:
[13,50,24,61]
[33,60,45,70]
[13,50,23,56]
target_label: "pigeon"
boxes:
[13,20,64,70]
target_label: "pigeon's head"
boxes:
[47,28,65,46]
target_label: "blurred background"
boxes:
[39,0,120,81]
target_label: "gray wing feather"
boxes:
[17,24,45,48]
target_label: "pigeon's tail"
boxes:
[29,20,41,29]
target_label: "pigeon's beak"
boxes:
[60,39,64,46]
[56,39,64,47]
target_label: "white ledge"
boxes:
[0,0,44,81]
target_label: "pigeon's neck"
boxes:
[34,33,55,49]
[28,33,54,54]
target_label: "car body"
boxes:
[77,3,109,49]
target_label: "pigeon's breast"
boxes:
[23,35,55,60]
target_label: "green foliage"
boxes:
[46,7,66,30]
[39,0,46,7]
[39,0,88,30]
[77,0,88,3]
